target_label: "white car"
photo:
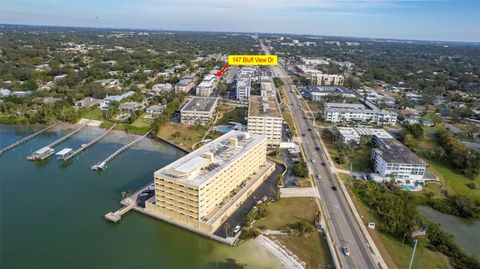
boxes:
[233,225,241,234]
[316,175,321,180]
[311,159,316,163]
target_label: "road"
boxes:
[261,41,378,269]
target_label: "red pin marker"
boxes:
[216,64,229,77]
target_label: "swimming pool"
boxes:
[215,125,233,133]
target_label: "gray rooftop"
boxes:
[181,97,218,112]
[306,86,355,95]
[374,138,425,164]
[249,96,282,118]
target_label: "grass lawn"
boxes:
[321,132,372,172]
[81,107,103,120]
[157,122,208,149]
[296,177,312,187]
[350,191,451,269]
[253,197,318,230]
[131,114,153,128]
[305,100,324,113]
[216,105,247,125]
[254,198,333,269]
[426,159,480,200]
[282,111,297,137]
[271,233,334,269]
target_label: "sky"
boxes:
[1,0,479,42]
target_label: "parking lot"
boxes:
[213,163,284,238]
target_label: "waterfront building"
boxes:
[145,131,274,233]
[247,96,283,146]
[180,97,218,125]
[372,137,426,184]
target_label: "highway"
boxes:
[261,41,378,269]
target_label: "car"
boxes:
[311,159,316,163]
[302,133,306,137]
[315,147,320,151]
[138,192,149,197]
[257,200,263,205]
[303,117,306,120]
[262,195,269,202]
[308,128,312,131]
[321,162,326,166]
[233,225,241,234]
[341,247,350,256]
[331,186,337,191]
[316,175,321,180]
[290,103,294,105]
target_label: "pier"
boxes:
[26,124,86,160]
[46,124,86,148]
[0,123,59,156]
[62,124,116,162]
[91,130,151,170]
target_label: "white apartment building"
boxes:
[180,97,218,125]
[324,103,397,125]
[196,75,218,96]
[310,73,344,86]
[236,78,251,101]
[372,138,426,184]
[247,96,283,146]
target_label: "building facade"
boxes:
[145,131,273,233]
[175,76,196,93]
[180,97,218,125]
[236,78,251,101]
[310,74,344,86]
[324,103,397,125]
[247,96,283,146]
[372,137,426,184]
[196,75,218,96]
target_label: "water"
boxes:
[0,124,282,269]
[418,205,480,257]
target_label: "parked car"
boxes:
[331,186,337,191]
[308,128,312,131]
[233,225,241,234]
[316,175,321,180]
[321,162,326,166]
[315,147,320,151]
[311,159,316,163]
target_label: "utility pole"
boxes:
[408,239,418,269]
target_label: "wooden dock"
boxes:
[63,124,116,162]
[26,124,86,160]
[105,202,135,223]
[46,124,86,148]
[91,130,151,170]
[0,123,59,156]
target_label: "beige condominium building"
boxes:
[145,131,274,233]
[247,96,283,146]
[311,73,344,86]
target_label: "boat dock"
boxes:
[26,124,86,160]
[62,124,116,162]
[0,123,59,156]
[105,201,135,223]
[91,130,151,170]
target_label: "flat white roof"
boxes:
[56,148,73,156]
[34,146,52,155]
[154,131,266,187]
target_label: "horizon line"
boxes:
[1,23,479,45]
